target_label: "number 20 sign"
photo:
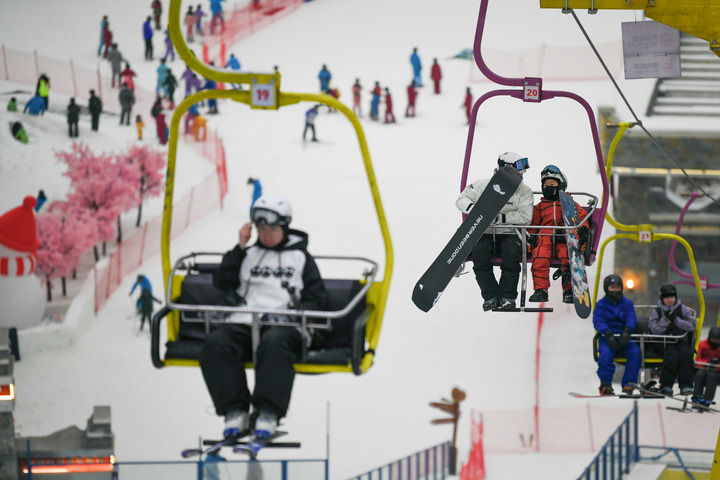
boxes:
[252,80,277,109]
[523,78,542,103]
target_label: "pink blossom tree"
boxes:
[119,144,166,227]
[35,204,97,301]
[56,142,140,259]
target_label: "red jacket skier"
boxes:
[405,80,417,117]
[103,23,113,59]
[120,64,137,92]
[528,165,587,304]
[156,111,168,145]
[463,87,472,124]
[384,88,395,124]
[351,78,362,116]
[693,326,720,407]
[431,58,442,94]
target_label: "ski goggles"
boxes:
[541,164,562,177]
[251,208,290,226]
[499,157,530,171]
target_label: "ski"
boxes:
[181,429,252,458]
[232,431,297,458]
[629,383,719,413]
[569,392,613,399]
[558,191,591,319]
[568,391,663,399]
[412,167,523,312]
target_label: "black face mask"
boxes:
[607,290,623,302]
[542,185,560,201]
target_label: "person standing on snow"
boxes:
[593,274,640,396]
[35,73,50,110]
[204,68,219,114]
[107,44,124,88]
[195,4,206,36]
[88,89,103,132]
[97,15,108,56]
[156,58,169,96]
[163,69,178,107]
[318,64,331,93]
[102,20,113,59]
[405,80,417,117]
[163,30,175,62]
[138,288,162,331]
[351,78,362,116]
[528,165,587,304]
[136,114,145,140]
[7,97,18,112]
[647,283,696,396]
[384,88,395,124]
[225,53,241,88]
[370,86,380,121]
[120,63,137,92]
[143,16,154,60]
[462,87,472,124]
[184,6,195,42]
[456,152,533,311]
[151,0,163,30]
[303,105,319,142]
[129,274,154,311]
[431,58,442,94]
[210,0,225,34]
[199,195,326,443]
[410,47,423,87]
[119,83,135,126]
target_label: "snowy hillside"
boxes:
[3,0,720,479]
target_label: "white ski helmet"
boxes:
[251,195,292,226]
[497,151,529,171]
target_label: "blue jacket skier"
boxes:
[156,59,169,96]
[593,274,640,396]
[24,95,46,115]
[410,47,423,87]
[130,274,153,311]
[143,16,154,60]
[318,65,331,92]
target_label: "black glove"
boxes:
[618,327,632,349]
[665,309,678,322]
[603,330,620,350]
[528,235,538,249]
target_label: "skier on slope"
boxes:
[318,64,331,93]
[430,58,442,94]
[455,152,533,311]
[129,274,153,312]
[593,274,640,396]
[410,47,422,87]
[647,283,696,396]
[351,78,362,116]
[528,165,587,304]
[199,195,327,443]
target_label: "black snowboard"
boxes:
[412,166,523,312]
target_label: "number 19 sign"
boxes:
[251,78,277,109]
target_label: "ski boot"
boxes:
[529,289,548,302]
[658,386,673,396]
[621,385,635,396]
[598,383,614,396]
[562,290,573,304]
[223,410,250,438]
[499,298,516,309]
[482,297,499,312]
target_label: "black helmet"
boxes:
[709,326,720,342]
[603,274,623,294]
[659,283,677,300]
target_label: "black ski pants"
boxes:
[68,121,78,138]
[303,123,316,141]
[91,113,100,131]
[693,367,720,401]
[658,340,694,389]
[120,108,131,125]
[144,39,153,60]
[471,233,522,301]
[200,324,302,419]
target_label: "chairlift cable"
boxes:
[568,9,720,207]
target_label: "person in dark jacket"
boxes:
[200,195,326,441]
[143,16,154,60]
[88,90,103,131]
[10,122,28,144]
[151,0,163,30]
[593,274,640,396]
[23,95,46,115]
[66,98,81,138]
[119,83,135,125]
[204,70,218,114]
[138,288,162,331]
[647,283,696,396]
[163,69,178,106]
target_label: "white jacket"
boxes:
[456,177,534,235]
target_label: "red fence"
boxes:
[93,130,227,312]
[460,412,486,480]
[201,0,304,67]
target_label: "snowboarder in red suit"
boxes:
[405,80,417,117]
[384,87,395,124]
[431,58,442,94]
[528,165,587,304]
[156,111,168,145]
[462,87,472,124]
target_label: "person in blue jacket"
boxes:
[247,177,263,214]
[370,87,380,121]
[210,0,225,34]
[35,190,47,212]
[303,105,319,142]
[143,16,154,61]
[204,67,219,114]
[410,47,423,87]
[23,95,46,115]
[224,53,241,88]
[129,274,153,311]
[593,273,640,396]
[318,64,331,93]
[156,58,169,96]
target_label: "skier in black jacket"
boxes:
[200,195,326,442]
[88,90,103,131]
[66,98,81,138]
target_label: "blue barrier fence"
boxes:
[577,402,638,480]
[351,442,451,480]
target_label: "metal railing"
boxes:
[113,458,328,480]
[577,402,638,480]
[351,442,451,480]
